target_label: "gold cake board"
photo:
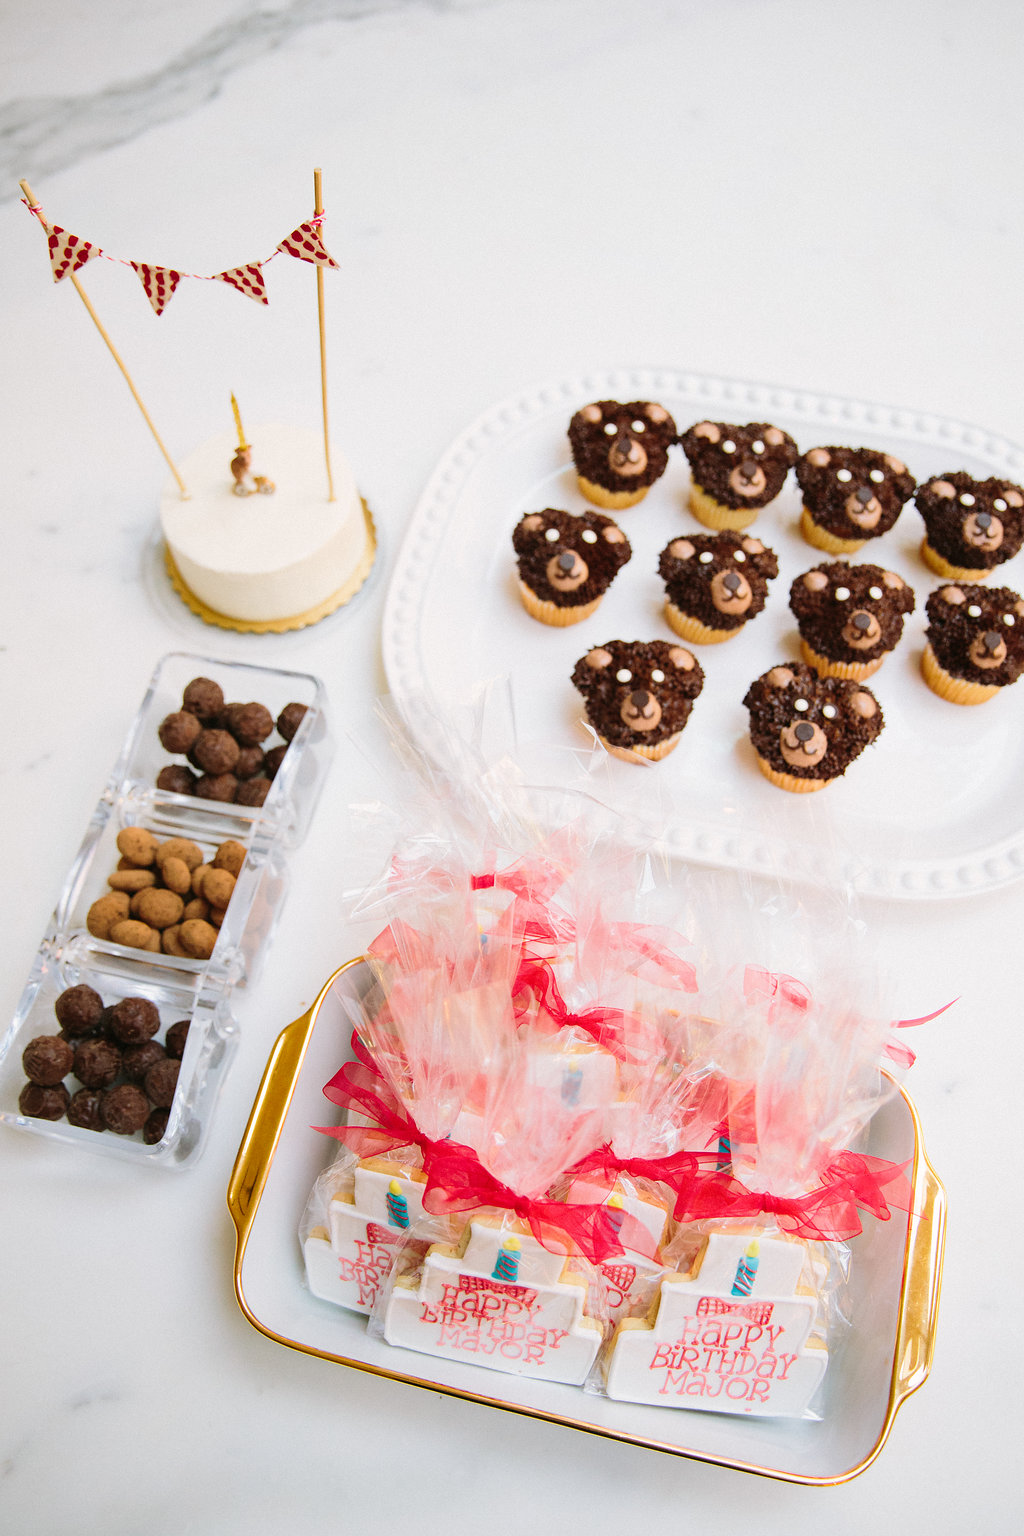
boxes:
[164,499,377,634]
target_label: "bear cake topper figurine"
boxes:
[229,395,275,498]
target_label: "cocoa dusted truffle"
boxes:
[276,702,307,741]
[22,1034,74,1086]
[568,400,677,510]
[191,728,240,776]
[67,1088,105,1132]
[743,662,883,792]
[796,446,916,554]
[144,1058,180,1108]
[100,1083,150,1135]
[158,711,202,753]
[121,1040,166,1084]
[234,746,266,780]
[181,676,224,721]
[223,701,274,747]
[571,639,705,762]
[54,983,105,1037]
[789,561,915,679]
[108,996,160,1046]
[195,773,239,802]
[144,1108,170,1146]
[262,745,287,779]
[235,778,271,807]
[164,1020,190,1060]
[19,1082,70,1120]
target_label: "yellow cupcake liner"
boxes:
[754,753,831,794]
[800,638,884,680]
[687,484,759,531]
[920,642,1001,704]
[575,475,649,510]
[919,539,995,582]
[798,508,867,555]
[664,600,740,645]
[598,732,681,763]
[518,582,603,627]
[164,499,377,634]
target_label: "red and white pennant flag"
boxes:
[213,264,269,305]
[47,225,103,283]
[276,220,339,269]
[132,262,182,316]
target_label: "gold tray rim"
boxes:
[226,960,946,1486]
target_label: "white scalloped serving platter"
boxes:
[382,368,1024,900]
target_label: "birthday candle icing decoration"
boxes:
[492,1236,521,1283]
[731,1239,760,1297]
[562,1056,583,1107]
[715,1132,732,1172]
[385,1178,410,1229]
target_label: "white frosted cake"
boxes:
[160,424,372,627]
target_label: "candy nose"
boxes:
[794,721,815,741]
[724,571,742,592]
[852,612,872,631]
[984,630,1002,652]
[855,486,874,505]
[976,512,993,530]
[738,458,759,481]
[557,552,576,573]
[630,690,650,709]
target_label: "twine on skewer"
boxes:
[313,167,335,502]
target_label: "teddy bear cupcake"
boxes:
[571,639,705,761]
[796,446,916,554]
[567,400,677,509]
[921,583,1024,704]
[658,531,779,644]
[915,472,1024,580]
[743,663,884,793]
[789,561,915,679]
[513,508,632,626]
[679,420,798,531]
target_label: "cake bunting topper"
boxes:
[229,395,275,497]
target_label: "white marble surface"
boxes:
[1,1,1022,1529]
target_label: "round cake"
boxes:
[160,425,373,628]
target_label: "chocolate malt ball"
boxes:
[143,1107,170,1145]
[100,1083,150,1135]
[54,983,105,1037]
[192,729,240,776]
[276,702,307,741]
[67,1088,105,1132]
[181,677,224,721]
[108,996,160,1045]
[235,778,270,807]
[158,710,202,754]
[19,1082,70,1120]
[22,1034,74,1086]
[122,1040,166,1084]
[262,745,288,780]
[234,746,266,781]
[73,1037,123,1089]
[164,1020,190,1060]
[156,764,198,796]
[224,701,274,747]
[144,1057,180,1108]
[195,773,239,802]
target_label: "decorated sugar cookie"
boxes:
[302,1156,428,1314]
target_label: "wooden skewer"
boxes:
[19,178,189,498]
[313,167,335,502]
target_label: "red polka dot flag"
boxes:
[213,264,269,305]
[46,225,103,283]
[131,262,183,316]
[276,220,339,270]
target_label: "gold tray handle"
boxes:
[893,1145,947,1403]
[227,1002,316,1234]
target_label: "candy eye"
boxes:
[604,422,617,436]
[1004,613,1016,626]
[835,586,850,601]
[651,669,665,682]
[794,698,809,712]
[836,469,853,483]
[722,440,736,454]
[868,585,883,600]
[960,493,976,507]
[994,498,1008,512]
[631,419,646,433]
[616,668,632,683]
[967,604,982,617]
[545,527,559,542]
[822,704,837,719]
[752,440,765,454]
[869,469,885,484]
[733,549,746,562]
[699,550,714,564]
[581,528,598,544]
